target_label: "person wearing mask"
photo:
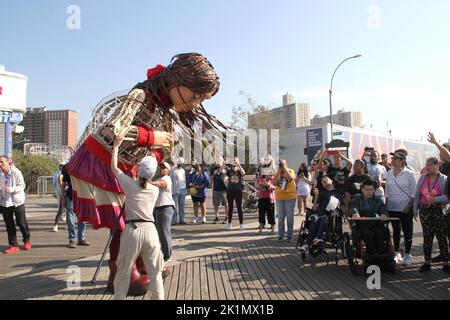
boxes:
[210,157,229,224]
[296,163,312,216]
[52,163,66,232]
[61,165,91,248]
[187,163,210,224]
[385,151,417,265]
[380,153,392,172]
[273,159,297,241]
[256,174,275,234]
[413,157,449,274]
[110,137,164,300]
[0,156,31,254]
[350,179,389,255]
[345,159,371,215]
[153,162,176,264]
[170,158,187,225]
[426,132,450,263]
[224,157,246,230]
[366,150,387,203]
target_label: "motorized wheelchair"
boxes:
[296,204,346,265]
[343,217,398,274]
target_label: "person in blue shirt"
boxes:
[350,179,388,255]
[187,163,210,224]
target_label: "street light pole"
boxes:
[329,54,362,139]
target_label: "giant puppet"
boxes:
[67,53,228,294]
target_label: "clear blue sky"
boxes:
[1,0,449,142]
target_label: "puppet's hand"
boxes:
[153,128,173,148]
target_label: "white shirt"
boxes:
[155,175,176,208]
[385,167,417,212]
[0,170,14,207]
[172,167,186,191]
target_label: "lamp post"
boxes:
[329,54,362,139]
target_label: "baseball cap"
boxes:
[138,156,157,180]
[159,161,171,171]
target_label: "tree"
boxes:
[11,151,59,194]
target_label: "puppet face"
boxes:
[168,86,213,112]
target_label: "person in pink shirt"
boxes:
[413,157,449,274]
[256,175,276,234]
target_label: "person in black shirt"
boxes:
[224,158,246,230]
[61,165,90,248]
[345,159,371,215]
[210,158,229,224]
[326,150,353,197]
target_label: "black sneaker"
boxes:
[443,264,450,274]
[418,263,431,273]
[222,218,228,224]
[277,237,283,241]
[213,217,219,224]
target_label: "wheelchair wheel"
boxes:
[344,233,356,273]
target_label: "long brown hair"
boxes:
[134,53,231,138]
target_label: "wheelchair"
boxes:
[343,217,398,274]
[296,207,346,265]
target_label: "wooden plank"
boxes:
[184,260,193,300]
[233,246,270,299]
[222,251,248,300]
[176,261,187,300]
[199,257,210,300]
[205,255,218,300]
[210,253,229,300]
[251,241,306,300]
[227,248,261,300]
[240,243,284,300]
[192,259,201,300]
[167,264,180,300]
[215,252,237,300]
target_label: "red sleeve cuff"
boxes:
[150,150,164,164]
[136,126,155,147]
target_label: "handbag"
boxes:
[189,186,198,196]
[392,176,413,214]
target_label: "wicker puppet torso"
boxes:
[92,89,174,166]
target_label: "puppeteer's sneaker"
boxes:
[403,254,413,266]
[192,218,198,224]
[23,241,32,251]
[239,224,245,230]
[394,252,403,264]
[62,214,66,222]
[226,224,233,231]
[202,217,207,224]
[52,225,58,232]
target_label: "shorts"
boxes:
[191,196,206,203]
[213,190,227,207]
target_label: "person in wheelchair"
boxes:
[299,174,342,251]
[349,179,388,255]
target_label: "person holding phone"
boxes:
[296,163,312,216]
[224,157,246,230]
[273,159,297,241]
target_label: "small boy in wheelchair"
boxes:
[299,174,343,252]
[349,179,389,256]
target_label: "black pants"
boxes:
[419,205,449,263]
[227,190,243,224]
[389,211,414,254]
[54,194,65,226]
[1,205,30,247]
[358,223,386,255]
[258,198,275,226]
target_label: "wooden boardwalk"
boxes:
[1,197,449,300]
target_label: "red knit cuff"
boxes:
[150,150,164,164]
[136,126,155,147]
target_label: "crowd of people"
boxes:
[1,132,449,294]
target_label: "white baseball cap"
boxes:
[138,156,158,180]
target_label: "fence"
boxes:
[24,175,57,196]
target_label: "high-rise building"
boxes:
[21,107,78,149]
[248,93,311,129]
[311,109,363,128]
